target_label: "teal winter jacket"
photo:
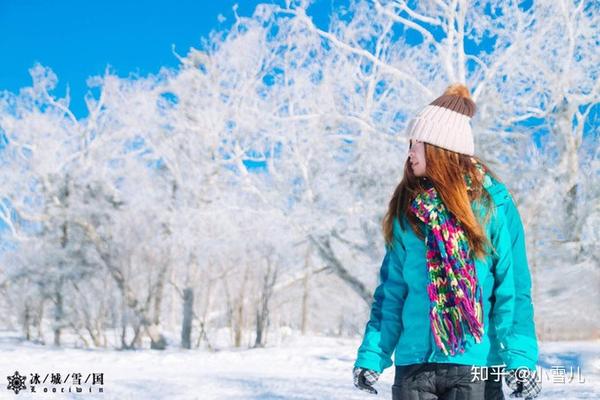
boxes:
[354,178,539,373]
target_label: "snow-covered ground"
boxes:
[1,332,598,399]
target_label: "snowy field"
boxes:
[1,332,599,399]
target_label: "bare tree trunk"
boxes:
[221,274,234,344]
[53,278,64,347]
[225,264,250,348]
[196,321,214,351]
[153,266,167,325]
[148,264,169,350]
[132,323,143,349]
[181,287,193,349]
[35,299,45,344]
[234,296,244,347]
[94,300,108,348]
[53,176,71,348]
[120,309,129,349]
[23,301,31,341]
[197,271,216,350]
[169,266,177,331]
[301,244,312,335]
[254,255,279,348]
[120,292,136,350]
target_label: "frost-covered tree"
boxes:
[0,0,598,346]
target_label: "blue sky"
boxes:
[0,0,334,118]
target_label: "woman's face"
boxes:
[408,139,426,177]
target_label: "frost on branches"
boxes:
[0,0,597,349]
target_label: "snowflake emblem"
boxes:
[7,371,27,394]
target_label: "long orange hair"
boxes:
[382,143,501,260]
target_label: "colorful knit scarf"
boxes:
[409,160,491,356]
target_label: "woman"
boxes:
[352,84,541,400]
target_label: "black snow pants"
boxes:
[391,363,505,400]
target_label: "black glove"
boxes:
[353,366,380,395]
[505,368,542,399]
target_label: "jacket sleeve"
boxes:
[354,225,408,373]
[500,195,539,371]
[488,205,516,368]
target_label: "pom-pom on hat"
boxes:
[406,83,477,156]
